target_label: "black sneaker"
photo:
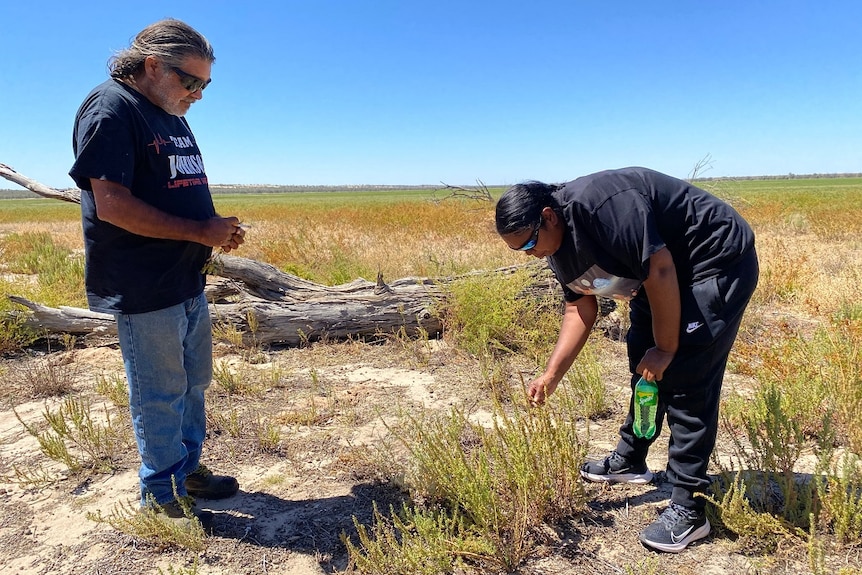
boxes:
[185,464,239,499]
[150,496,214,530]
[639,502,711,553]
[580,451,653,484]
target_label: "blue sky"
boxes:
[1,1,859,188]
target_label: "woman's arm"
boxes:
[527,295,598,404]
[638,246,680,381]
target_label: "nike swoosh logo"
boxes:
[670,524,695,544]
[685,322,704,334]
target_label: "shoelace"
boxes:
[660,503,697,529]
[192,463,213,477]
[607,451,630,471]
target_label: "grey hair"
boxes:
[109,18,215,79]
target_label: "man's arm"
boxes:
[91,178,244,249]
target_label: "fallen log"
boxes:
[1,163,580,346]
[9,254,560,346]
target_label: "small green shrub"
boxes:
[815,453,862,546]
[345,502,490,575]
[708,474,801,553]
[444,268,559,358]
[351,386,588,572]
[87,495,207,552]
[94,371,130,408]
[566,343,609,420]
[0,300,40,355]
[0,231,85,307]
[16,396,133,475]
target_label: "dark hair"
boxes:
[109,19,215,79]
[495,180,563,235]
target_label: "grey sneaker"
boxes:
[580,450,653,484]
[639,502,711,553]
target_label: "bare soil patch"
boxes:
[0,331,818,574]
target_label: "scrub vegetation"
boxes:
[1,177,861,574]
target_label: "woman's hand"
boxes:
[636,346,676,382]
[527,374,559,405]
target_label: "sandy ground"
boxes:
[0,335,832,574]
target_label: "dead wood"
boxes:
[0,163,82,204]
[1,163,585,346]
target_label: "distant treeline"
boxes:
[2,173,861,200]
[691,172,862,182]
[209,184,442,195]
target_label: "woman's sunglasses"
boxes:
[513,217,542,251]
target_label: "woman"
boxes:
[495,167,758,553]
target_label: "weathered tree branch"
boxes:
[1,163,614,346]
[0,163,81,203]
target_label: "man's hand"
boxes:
[220,222,247,253]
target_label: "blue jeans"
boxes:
[116,292,213,506]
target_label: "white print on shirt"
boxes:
[169,135,194,149]
[567,264,642,301]
[168,154,205,179]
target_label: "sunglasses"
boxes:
[514,217,542,251]
[171,66,212,92]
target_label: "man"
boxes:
[70,19,245,523]
[496,168,758,552]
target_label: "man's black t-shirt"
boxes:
[547,167,755,302]
[70,79,216,314]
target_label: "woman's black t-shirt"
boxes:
[547,167,755,302]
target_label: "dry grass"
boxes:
[2,178,862,574]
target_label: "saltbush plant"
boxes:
[347,384,588,573]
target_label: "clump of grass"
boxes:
[11,353,80,398]
[87,496,207,552]
[212,359,261,396]
[207,403,242,439]
[443,267,560,359]
[252,415,282,453]
[212,318,245,347]
[212,309,269,363]
[348,385,587,572]
[0,231,85,307]
[15,396,133,475]
[94,371,129,408]
[275,368,346,427]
